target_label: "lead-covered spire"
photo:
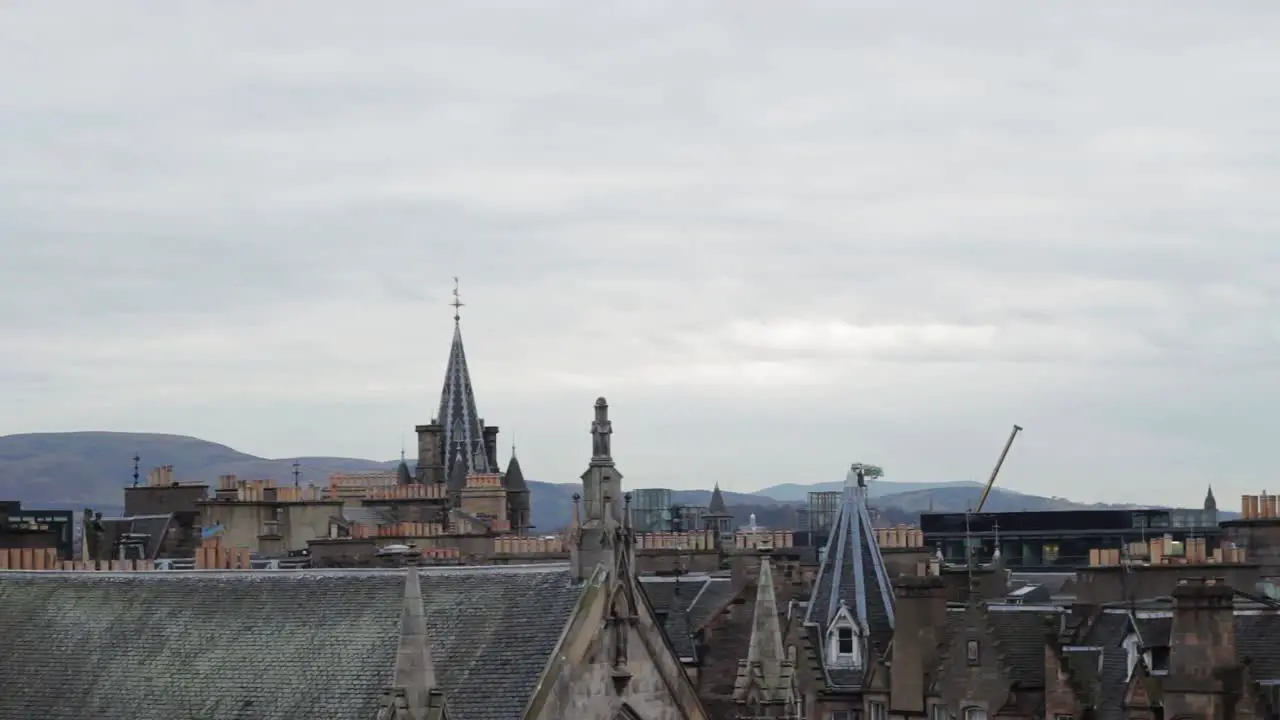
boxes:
[436,279,490,479]
[803,463,895,688]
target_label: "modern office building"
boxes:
[920,492,1221,570]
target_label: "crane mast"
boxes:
[975,424,1023,513]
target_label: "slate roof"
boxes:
[956,605,1064,688]
[803,465,895,687]
[503,452,528,493]
[642,575,710,661]
[0,564,582,720]
[689,576,737,631]
[438,319,492,477]
[342,505,396,527]
[1079,610,1134,720]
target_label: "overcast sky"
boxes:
[2,2,1277,506]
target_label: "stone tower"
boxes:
[570,397,627,581]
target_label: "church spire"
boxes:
[436,278,491,479]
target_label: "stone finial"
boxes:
[591,398,613,460]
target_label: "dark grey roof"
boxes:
[503,452,528,493]
[1237,614,1280,680]
[438,320,492,477]
[688,576,737,630]
[343,505,396,526]
[641,576,703,661]
[803,469,896,675]
[1133,616,1172,647]
[0,564,582,720]
[1081,611,1148,720]
[100,513,173,559]
[396,459,413,485]
[708,484,728,515]
[973,605,1064,687]
[640,574,738,663]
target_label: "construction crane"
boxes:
[975,424,1023,513]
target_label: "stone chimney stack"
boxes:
[1165,577,1239,720]
[890,575,948,714]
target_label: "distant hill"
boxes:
[0,432,770,530]
[0,432,1215,530]
[756,480,983,502]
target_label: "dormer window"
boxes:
[966,639,980,664]
[826,604,863,669]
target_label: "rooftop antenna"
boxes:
[292,461,301,489]
[992,519,1001,562]
[450,276,464,323]
[132,454,140,487]
[401,434,406,463]
[964,505,975,583]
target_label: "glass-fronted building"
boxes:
[920,507,1223,570]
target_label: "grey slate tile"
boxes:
[0,564,583,720]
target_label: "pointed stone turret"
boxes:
[733,556,800,718]
[803,463,896,687]
[504,447,531,534]
[396,453,413,486]
[378,565,448,720]
[570,397,625,581]
[1204,484,1217,511]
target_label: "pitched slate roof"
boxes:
[689,576,738,631]
[0,564,582,720]
[961,605,1064,687]
[641,575,709,661]
[803,465,896,680]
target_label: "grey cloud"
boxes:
[1,1,1278,506]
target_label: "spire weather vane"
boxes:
[450,276,465,323]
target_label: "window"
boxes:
[931,705,949,720]
[838,627,854,654]
[966,639,979,664]
[826,606,863,669]
[869,702,887,720]
[963,708,987,720]
[1148,646,1170,674]
[828,712,851,720]
[1042,542,1060,564]
[1056,715,1074,720]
